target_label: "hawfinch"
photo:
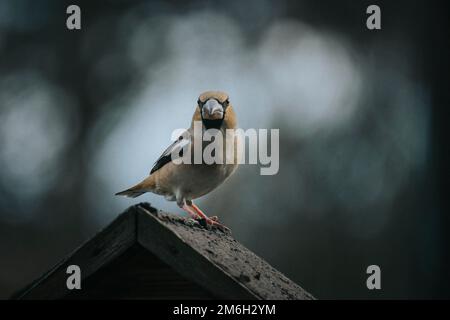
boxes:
[116,91,239,231]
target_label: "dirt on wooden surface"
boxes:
[137,202,314,300]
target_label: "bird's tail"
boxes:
[116,176,156,198]
[115,180,150,198]
[115,188,146,198]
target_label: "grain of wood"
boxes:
[12,203,314,300]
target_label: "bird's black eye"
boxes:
[197,99,204,108]
[222,99,229,108]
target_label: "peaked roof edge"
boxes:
[12,204,314,300]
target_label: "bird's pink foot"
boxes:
[206,218,230,232]
[190,202,230,233]
[182,204,200,220]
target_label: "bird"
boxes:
[115,91,240,232]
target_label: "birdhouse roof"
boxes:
[13,203,314,300]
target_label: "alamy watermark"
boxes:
[366,265,381,290]
[366,5,381,30]
[66,265,81,290]
[169,121,279,176]
[66,5,81,30]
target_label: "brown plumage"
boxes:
[116,91,240,231]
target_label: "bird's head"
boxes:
[194,91,236,130]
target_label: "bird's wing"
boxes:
[150,131,190,175]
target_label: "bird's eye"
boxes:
[222,99,229,108]
[197,99,203,108]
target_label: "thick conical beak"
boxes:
[202,99,224,120]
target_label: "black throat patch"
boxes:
[202,118,224,130]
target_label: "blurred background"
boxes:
[0,0,448,299]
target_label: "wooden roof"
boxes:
[13,203,314,300]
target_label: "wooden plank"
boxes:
[136,203,313,299]
[64,244,213,299]
[12,203,314,300]
[13,208,137,299]
[136,206,258,299]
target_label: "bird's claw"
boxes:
[196,217,230,233]
[207,219,231,233]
